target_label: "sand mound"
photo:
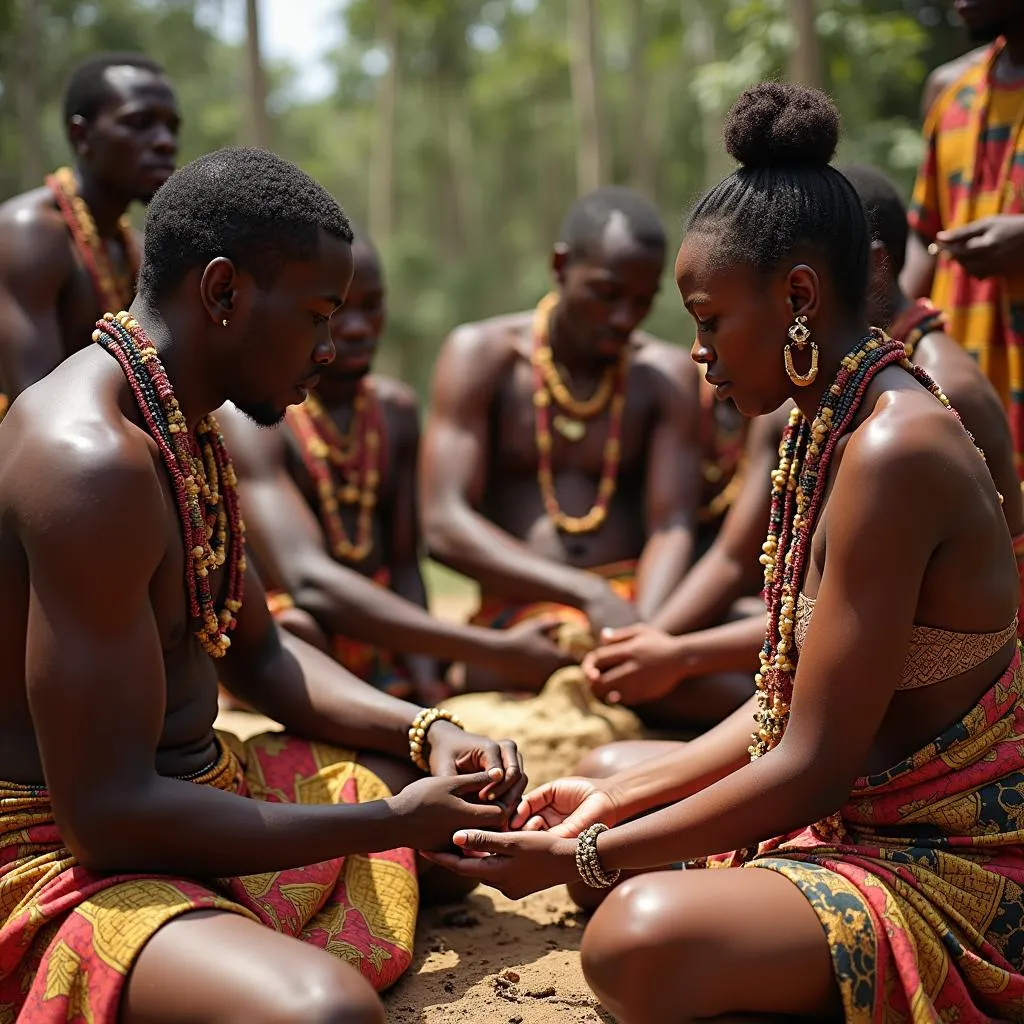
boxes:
[441,665,643,786]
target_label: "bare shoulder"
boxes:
[372,373,421,443]
[7,378,164,547]
[0,187,73,277]
[440,311,530,373]
[632,333,699,389]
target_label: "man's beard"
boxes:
[235,399,286,428]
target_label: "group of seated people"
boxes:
[1,34,1024,1024]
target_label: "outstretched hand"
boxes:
[511,775,622,838]
[421,828,578,900]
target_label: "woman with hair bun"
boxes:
[427,83,1024,1022]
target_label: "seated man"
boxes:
[0,52,180,412]
[422,187,714,716]
[0,148,523,1024]
[219,232,568,706]
[584,161,1024,719]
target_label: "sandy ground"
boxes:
[215,580,607,1023]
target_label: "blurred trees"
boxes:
[0,0,972,391]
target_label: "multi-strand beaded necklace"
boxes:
[93,311,245,657]
[753,328,978,841]
[286,383,382,564]
[531,292,628,535]
[47,167,140,312]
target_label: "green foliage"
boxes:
[0,0,972,394]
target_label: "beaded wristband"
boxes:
[575,822,620,888]
[408,707,464,772]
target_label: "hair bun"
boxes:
[724,82,840,170]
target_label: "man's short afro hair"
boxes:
[63,51,166,125]
[559,186,666,259]
[138,147,353,298]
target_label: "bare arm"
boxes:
[421,325,612,609]
[381,388,444,698]
[632,345,701,619]
[650,408,784,633]
[900,231,937,301]
[597,415,945,869]
[23,438,427,878]
[0,210,73,400]
[219,405,508,671]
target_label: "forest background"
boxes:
[0,0,971,395]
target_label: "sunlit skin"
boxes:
[0,64,181,402]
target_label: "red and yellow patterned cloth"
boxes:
[0,731,417,1022]
[470,560,636,642]
[706,649,1024,1022]
[266,570,412,697]
[909,38,1024,477]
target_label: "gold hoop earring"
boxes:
[784,314,818,387]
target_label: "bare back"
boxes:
[0,188,137,401]
[0,345,222,784]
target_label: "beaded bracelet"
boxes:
[408,707,464,772]
[575,822,620,888]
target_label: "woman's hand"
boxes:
[582,624,685,706]
[511,776,622,838]
[426,721,526,818]
[421,828,578,899]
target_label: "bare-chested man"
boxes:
[0,147,525,1024]
[219,233,568,706]
[582,162,1024,725]
[421,187,704,702]
[0,52,179,407]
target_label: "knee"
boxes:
[580,876,682,1011]
[265,961,385,1024]
[574,742,632,779]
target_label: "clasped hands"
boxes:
[420,771,622,901]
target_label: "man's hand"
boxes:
[421,828,578,899]
[386,771,507,851]
[426,721,527,819]
[582,624,684,706]
[936,214,1024,279]
[494,616,575,691]
[511,775,622,838]
[582,583,641,634]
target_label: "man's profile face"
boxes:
[76,66,180,203]
[228,232,354,427]
[316,243,385,405]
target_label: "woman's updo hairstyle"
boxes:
[688,82,870,314]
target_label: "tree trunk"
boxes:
[244,0,272,149]
[14,0,44,188]
[368,0,397,247]
[568,0,608,194]
[627,0,654,195]
[685,1,731,186]
[786,0,824,90]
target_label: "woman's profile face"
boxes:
[675,233,795,418]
